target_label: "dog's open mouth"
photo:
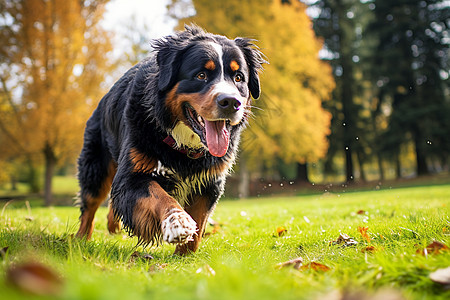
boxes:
[184,104,230,157]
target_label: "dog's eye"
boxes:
[235,74,243,83]
[196,72,207,81]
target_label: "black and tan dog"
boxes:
[75,25,265,255]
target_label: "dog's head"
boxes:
[153,25,265,158]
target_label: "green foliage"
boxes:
[0,185,449,299]
[367,0,450,175]
[313,0,450,179]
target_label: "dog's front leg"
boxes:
[111,177,197,246]
[175,180,224,255]
[174,195,212,255]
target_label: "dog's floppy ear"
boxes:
[154,40,181,92]
[234,38,267,99]
[154,25,207,92]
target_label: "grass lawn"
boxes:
[0,184,449,299]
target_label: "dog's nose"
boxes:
[216,94,241,114]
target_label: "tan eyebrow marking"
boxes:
[230,60,240,72]
[205,60,216,71]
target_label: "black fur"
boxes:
[77,25,265,245]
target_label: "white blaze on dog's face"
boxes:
[165,40,252,157]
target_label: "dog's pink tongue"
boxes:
[204,120,230,157]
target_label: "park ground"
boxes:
[0,178,449,299]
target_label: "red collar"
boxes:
[163,136,206,159]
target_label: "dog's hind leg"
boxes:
[107,201,121,234]
[76,117,117,239]
[76,160,116,239]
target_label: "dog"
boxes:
[75,25,265,255]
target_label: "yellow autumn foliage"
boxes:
[0,0,113,165]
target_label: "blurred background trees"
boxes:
[0,0,113,204]
[312,0,449,183]
[0,0,448,202]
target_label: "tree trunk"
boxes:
[335,0,355,184]
[345,147,354,183]
[413,132,429,176]
[10,175,18,191]
[238,156,250,199]
[43,143,56,206]
[296,163,309,183]
[376,153,384,181]
[356,151,366,182]
[395,152,402,179]
[371,91,384,181]
[26,157,40,193]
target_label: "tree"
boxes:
[312,0,371,183]
[367,0,450,176]
[0,0,113,204]
[170,0,334,185]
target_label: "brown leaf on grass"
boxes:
[6,262,63,296]
[358,226,371,242]
[416,241,449,256]
[299,262,331,272]
[361,246,377,253]
[204,218,223,237]
[204,225,221,237]
[275,257,304,270]
[331,233,358,247]
[426,241,449,254]
[429,267,450,289]
[357,210,366,215]
[130,251,154,262]
[276,226,287,237]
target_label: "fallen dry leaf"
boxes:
[299,262,331,272]
[426,241,449,254]
[204,225,221,237]
[429,267,450,289]
[361,246,377,253]
[276,226,288,237]
[204,218,223,236]
[358,226,371,242]
[130,251,154,262]
[357,210,366,215]
[6,262,63,296]
[275,257,303,270]
[416,241,449,256]
[331,233,358,247]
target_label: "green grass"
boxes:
[0,176,78,196]
[0,185,449,299]
[51,176,79,195]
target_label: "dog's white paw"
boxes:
[161,209,197,244]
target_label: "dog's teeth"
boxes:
[197,115,204,126]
